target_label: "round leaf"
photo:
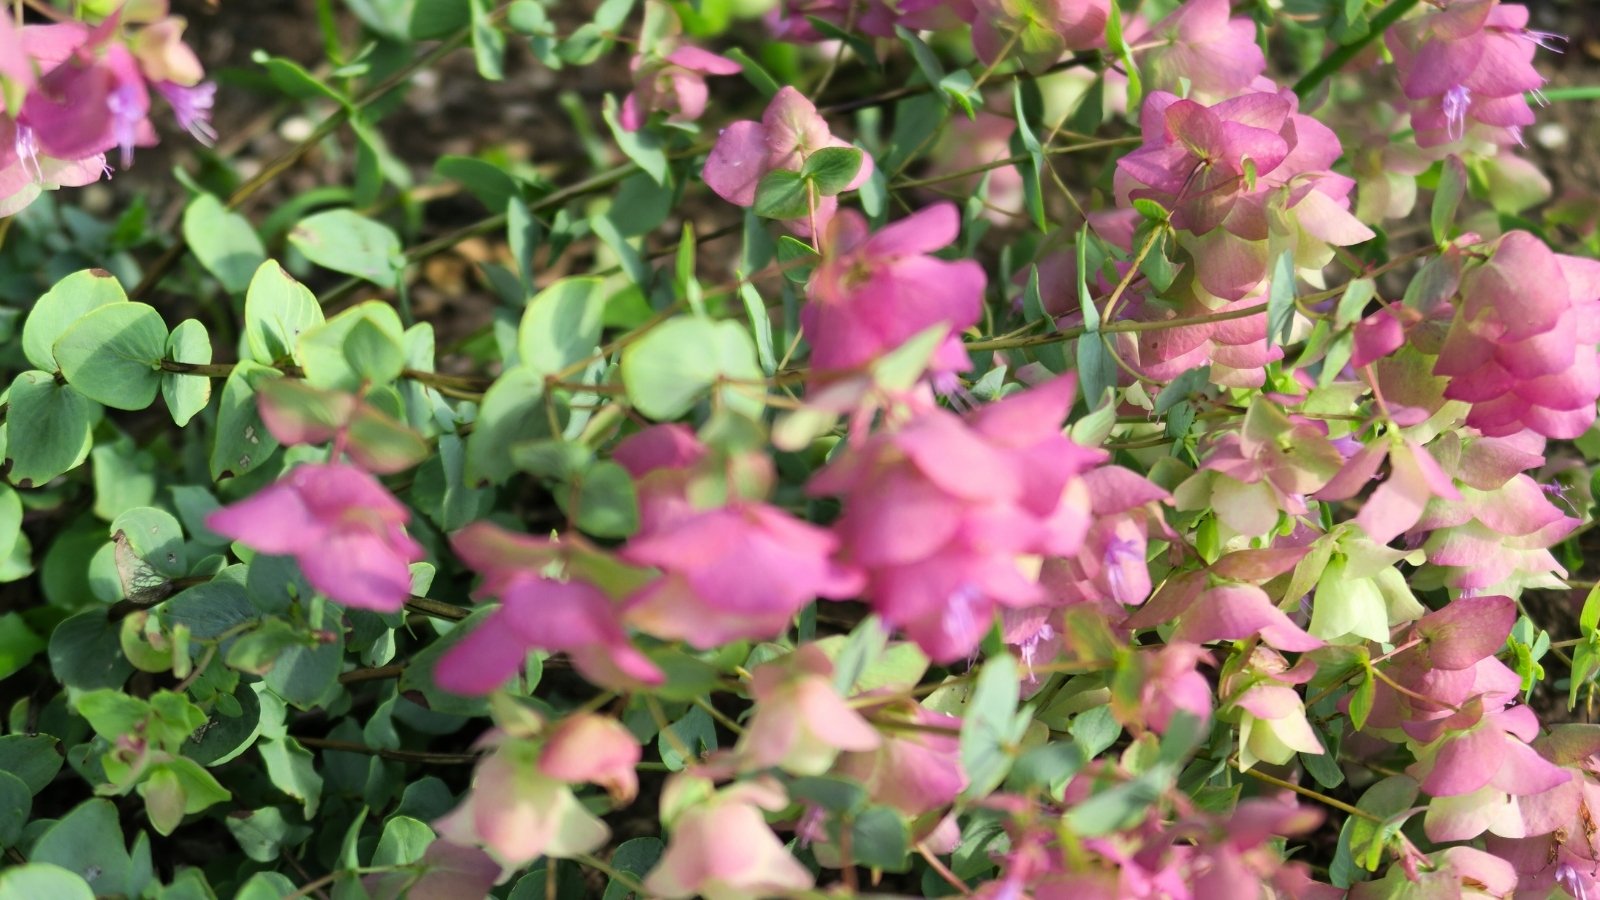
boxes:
[244,261,324,365]
[162,319,214,426]
[289,209,403,288]
[53,303,170,410]
[5,371,94,489]
[0,864,94,900]
[21,269,127,372]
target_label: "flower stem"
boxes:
[1292,0,1422,99]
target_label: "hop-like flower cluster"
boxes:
[1385,0,1553,148]
[1435,231,1600,439]
[0,4,214,215]
[1116,85,1374,302]
[809,375,1106,661]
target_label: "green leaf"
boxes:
[236,873,299,900]
[0,772,29,847]
[602,837,664,900]
[244,261,324,365]
[0,864,94,900]
[721,47,779,97]
[226,806,312,863]
[602,95,667,184]
[30,799,131,897]
[620,316,764,420]
[849,806,910,872]
[52,303,169,410]
[23,269,127,372]
[1266,249,1296,349]
[112,506,186,579]
[264,626,343,710]
[373,816,435,867]
[555,460,639,539]
[297,301,407,390]
[519,277,606,379]
[210,360,282,481]
[49,609,133,691]
[289,210,403,288]
[752,169,811,221]
[469,0,505,80]
[788,776,868,815]
[658,704,716,771]
[162,319,213,426]
[1335,277,1375,328]
[258,737,324,818]
[0,735,64,794]
[182,194,266,294]
[961,653,1022,798]
[802,147,864,197]
[0,612,43,681]
[73,689,150,741]
[1349,665,1375,731]
[775,235,820,284]
[739,282,776,375]
[1431,154,1466,245]
[465,366,564,486]
[1064,767,1168,836]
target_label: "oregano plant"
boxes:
[0,0,1598,897]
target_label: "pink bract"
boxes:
[206,462,423,612]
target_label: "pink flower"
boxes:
[810,376,1105,661]
[804,202,985,382]
[537,713,642,804]
[735,645,880,775]
[612,425,863,646]
[433,522,663,694]
[644,775,815,898]
[1116,86,1373,301]
[1315,435,1461,546]
[833,702,967,815]
[767,0,971,41]
[620,45,741,132]
[930,111,1023,223]
[1223,647,1324,769]
[701,86,873,231]
[1435,231,1600,439]
[206,462,422,612]
[971,0,1108,74]
[623,502,863,647]
[435,733,612,869]
[1127,0,1265,99]
[1386,1,1553,147]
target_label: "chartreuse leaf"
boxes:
[137,758,231,835]
[210,360,282,481]
[519,277,605,378]
[182,193,266,294]
[0,864,94,900]
[22,268,127,372]
[289,209,403,288]
[53,303,169,410]
[244,261,324,365]
[162,319,212,426]
[620,316,764,420]
[5,371,93,488]
[297,301,406,390]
